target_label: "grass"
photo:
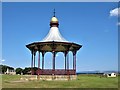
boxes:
[1,74,119,88]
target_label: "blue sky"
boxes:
[2,2,118,72]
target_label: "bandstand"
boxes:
[26,11,82,80]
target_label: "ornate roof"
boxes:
[41,27,68,42]
[26,14,82,52]
[41,15,68,42]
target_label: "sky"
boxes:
[2,2,119,72]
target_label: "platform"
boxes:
[20,75,77,81]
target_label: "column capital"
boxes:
[42,51,46,56]
[33,51,36,56]
[31,49,34,54]
[72,50,77,55]
[31,48,37,55]
[64,51,69,57]
[52,51,57,56]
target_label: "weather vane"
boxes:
[53,9,56,17]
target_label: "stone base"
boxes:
[20,75,77,81]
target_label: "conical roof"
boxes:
[41,16,68,42]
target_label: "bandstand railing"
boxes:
[35,69,76,75]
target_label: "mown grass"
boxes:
[1,74,118,88]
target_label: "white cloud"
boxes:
[110,8,120,17]
[0,59,5,64]
[1,59,5,62]
[0,59,5,62]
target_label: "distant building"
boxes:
[104,73,117,77]
[5,68,16,75]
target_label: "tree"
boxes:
[22,67,38,75]
[15,68,23,74]
[22,67,31,75]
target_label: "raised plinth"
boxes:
[20,75,77,81]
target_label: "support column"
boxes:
[64,52,67,71]
[33,51,36,75]
[31,51,33,75]
[42,52,45,75]
[73,51,76,75]
[67,51,70,80]
[33,51,36,68]
[42,52,45,70]
[38,51,40,75]
[74,53,76,71]
[52,51,56,75]
[73,52,74,70]
[67,52,69,71]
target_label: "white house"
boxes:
[4,68,16,75]
[107,73,117,77]
[104,73,117,77]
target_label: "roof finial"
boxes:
[53,9,56,17]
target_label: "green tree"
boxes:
[15,68,23,74]
[22,67,31,75]
[22,67,38,75]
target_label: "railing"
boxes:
[34,69,76,75]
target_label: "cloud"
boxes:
[1,59,5,62]
[0,59,5,62]
[0,59,5,64]
[110,8,120,26]
[110,8,120,17]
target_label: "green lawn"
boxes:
[1,74,119,88]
